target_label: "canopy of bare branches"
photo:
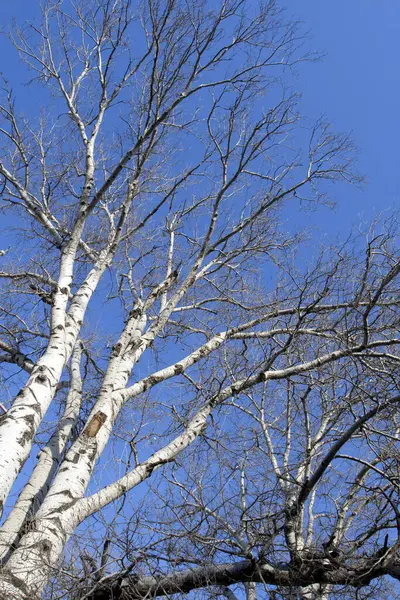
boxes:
[0,1,398,599]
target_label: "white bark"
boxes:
[0,350,67,517]
[0,230,117,515]
[245,582,257,600]
[0,343,83,563]
[300,585,330,600]
[0,209,86,511]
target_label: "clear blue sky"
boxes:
[289,0,400,228]
[0,0,398,232]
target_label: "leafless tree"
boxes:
[0,1,398,599]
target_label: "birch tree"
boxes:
[0,1,398,599]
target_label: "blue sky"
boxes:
[0,0,398,237]
[0,0,398,229]
[289,0,400,228]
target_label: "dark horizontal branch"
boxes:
[88,555,395,599]
[90,560,277,599]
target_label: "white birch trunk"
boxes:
[0,343,83,563]
[0,232,81,515]
[0,337,69,518]
[300,585,330,599]
[0,241,112,516]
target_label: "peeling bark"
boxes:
[83,412,107,438]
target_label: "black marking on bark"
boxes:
[46,525,60,538]
[29,386,41,409]
[61,489,74,499]
[38,539,52,557]
[174,364,184,375]
[17,414,36,447]
[64,452,80,465]
[129,306,142,318]
[87,444,98,461]
[22,518,37,534]
[46,515,63,530]
[111,343,122,357]
[199,422,207,435]
[17,430,34,447]
[145,458,174,477]
[1,568,31,595]
[35,374,48,385]
[61,287,69,295]
[128,339,143,354]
